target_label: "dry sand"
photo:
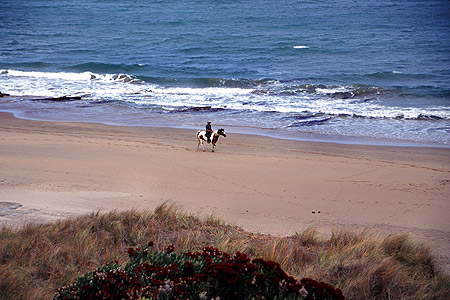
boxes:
[0,112,449,271]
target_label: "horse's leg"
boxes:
[212,143,216,152]
[200,139,205,151]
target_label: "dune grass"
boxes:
[0,202,449,300]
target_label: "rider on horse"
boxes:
[205,121,213,143]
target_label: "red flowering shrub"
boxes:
[54,243,344,300]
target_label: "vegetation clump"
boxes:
[54,242,344,300]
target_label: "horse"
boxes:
[196,128,226,152]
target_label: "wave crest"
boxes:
[0,69,140,83]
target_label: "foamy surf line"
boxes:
[0,69,138,83]
[1,106,448,149]
[1,69,449,147]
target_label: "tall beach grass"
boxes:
[0,203,449,299]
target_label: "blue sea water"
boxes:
[1,0,450,146]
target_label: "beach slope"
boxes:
[0,112,449,271]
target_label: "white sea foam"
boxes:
[151,87,254,96]
[0,69,147,98]
[293,45,309,49]
[3,69,97,81]
[0,69,137,83]
[315,87,351,94]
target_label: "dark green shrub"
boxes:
[54,242,344,300]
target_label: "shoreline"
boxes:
[3,107,450,149]
[0,112,449,272]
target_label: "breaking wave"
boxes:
[1,69,449,121]
[0,69,140,83]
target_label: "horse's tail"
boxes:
[196,130,201,139]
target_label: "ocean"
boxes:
[1,0,449,147]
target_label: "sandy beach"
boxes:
[0,112,449,271]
